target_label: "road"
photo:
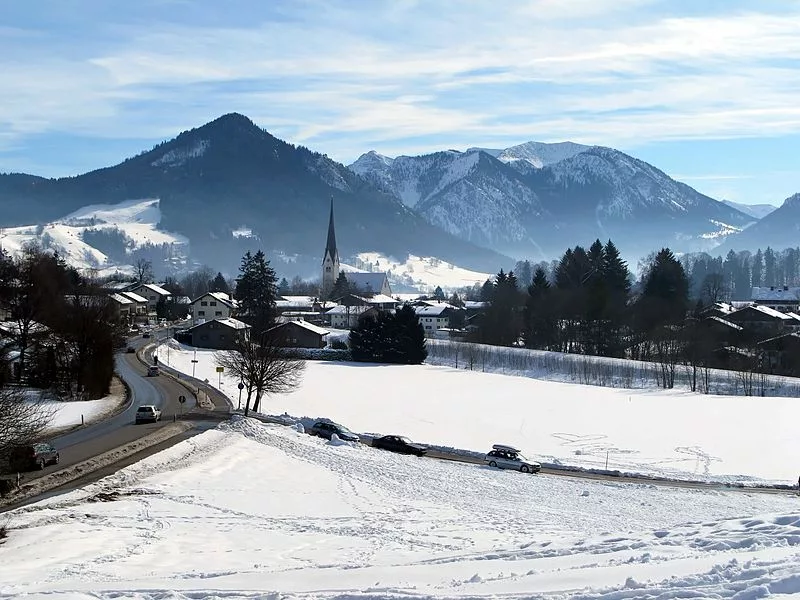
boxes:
[23,332,227,484]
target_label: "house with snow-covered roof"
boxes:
[325,305,377,329]
[726,304,792,339]
[183,317,250,350]
[266,319,330,348]
[127,283,172,313]
[119,291,149,318]
[751,286,800,313]
[414,304,461,334]
[190,291,238,324]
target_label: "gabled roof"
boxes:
[751,286,800,302]
[414,305,453,316]
[191,291,238,308]
[705,315,743,331]
[344,272,390,294]
[121,291,148,303]
[463,300,487,309]
[751,305,792,320]
[326,305,375,315]
[271,319,330,336]
[109,293,133,305]
[135,283,171,296]
[187,317,250,331]
[758,332,800,346]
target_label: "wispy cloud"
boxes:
[1,0,800,187]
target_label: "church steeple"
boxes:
[321,197,340,298]
[324,197,338,264]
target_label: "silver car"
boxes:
[485,444,541,474]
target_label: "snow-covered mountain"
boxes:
[350,143,754,260]
[350,252,490,293]
[715,192,800,254]
[721,199,778,220]
[0,198,187,277]
[350,150,545,257]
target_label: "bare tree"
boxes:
[700,273,726,305]
[0,387,53,466]
[134,258,154,285]
[215,334,305,416]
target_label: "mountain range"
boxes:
[0,112,794,281]
[349,143,762,261]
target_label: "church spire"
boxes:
[324,196,338,263]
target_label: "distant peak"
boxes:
[782,192,800,208]
[211,112,255,127]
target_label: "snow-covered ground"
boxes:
[29,390,127,434]
[0,198,186,276]
[352,252,490,292]
[2,417,800,599]
[158,342,800,485]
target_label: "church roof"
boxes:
[344,272,389,294]
[323,197,338,264]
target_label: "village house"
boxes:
[275,296,336,324]
[326,305,377,329]
[266,320,330,349]
[119,291,149,320]
[108,293,136,323]
[126,283,172,313]
[758,332,800,375]
[751,286,800,313]
[183,318,250,350]
[190,291,238,324]
[725,304,793,340]
[344,272,393,297]
[414,304,458,334]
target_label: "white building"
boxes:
[190,291,238,324]
[751,286,800,313]
[414,305,454,333]
[326,305,377,329]
[127,283,172,313]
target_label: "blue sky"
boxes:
[1,0,798,205]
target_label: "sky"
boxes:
[1,0,798,206]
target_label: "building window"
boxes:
[199,310,205,316]
[215,311,222,316]
[201,301,208,306]
[326,266,331,272]
[210,301,217,306]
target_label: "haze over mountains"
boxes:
[0,112,794,281]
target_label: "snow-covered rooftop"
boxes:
[751,286,800,302]
[189,317,250,331]
[326,305,374,315]
[121,291,148,303]
[139,283,172,296]
[415,305,453,316]
[273,319,330,336]
[108,293,133,305]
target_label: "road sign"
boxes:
[178,395,186,404]
[216,366,224,373]
[238,382,244,390]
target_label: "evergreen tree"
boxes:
[235,250,278,336]
[329,272,351,300]
[751,249,763,288]
[523,267,557,350]
[514,260,533,289]
[349,306,426,364]
[480,270,521,346]
[433,285,445,301]
[479,279,494,302]
[278,277,290,296]
[637,248,689,330]
[764,247,776,286]
[448,292,464,308]
[210,272,230,294]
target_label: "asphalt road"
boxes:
[22,333,202,483]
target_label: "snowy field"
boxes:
[2,417,800,599]
[159,342,800,485]
[354,251,490,292]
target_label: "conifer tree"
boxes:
[235,250,278,336]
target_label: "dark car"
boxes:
[126,346,136,353]
[371,435,427,457]
[308,421,360,442]
[142,332,151,338]
[9,443,59,471]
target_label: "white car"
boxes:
[485,444,541,474]
[135,405,162,424]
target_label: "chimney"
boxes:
[784,285,789,291]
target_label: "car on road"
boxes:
[485,444,541,474]
[9,443,59,471]
[142,332,151,338]
[307,420,360,442]
[147,365,160,376]
[371,435,427,456]
[126,346,136,353]
[135,405,162,424]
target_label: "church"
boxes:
[321,199,392,298]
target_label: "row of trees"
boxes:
[349,305,428,364]
[0,246,124,399]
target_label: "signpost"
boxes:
[191,349,198,377]
[178,394,186,417]
[216,366,224,388]
[237,381,244,410]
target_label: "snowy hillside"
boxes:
[495,140,590,171]
[0,198,187,276]
[721,198,778,220]
[352,252,491,292]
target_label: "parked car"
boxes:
[135,405,162,424]
[307,420,360,442]
[371,435,427,457]
[142,332,151,338]
[126,346,136,353]
[147,365,160,377]
[485,444,541,474]
[9,443,59,471]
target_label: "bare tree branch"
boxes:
[0,387,54,465]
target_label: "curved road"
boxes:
[24,333,222,483]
